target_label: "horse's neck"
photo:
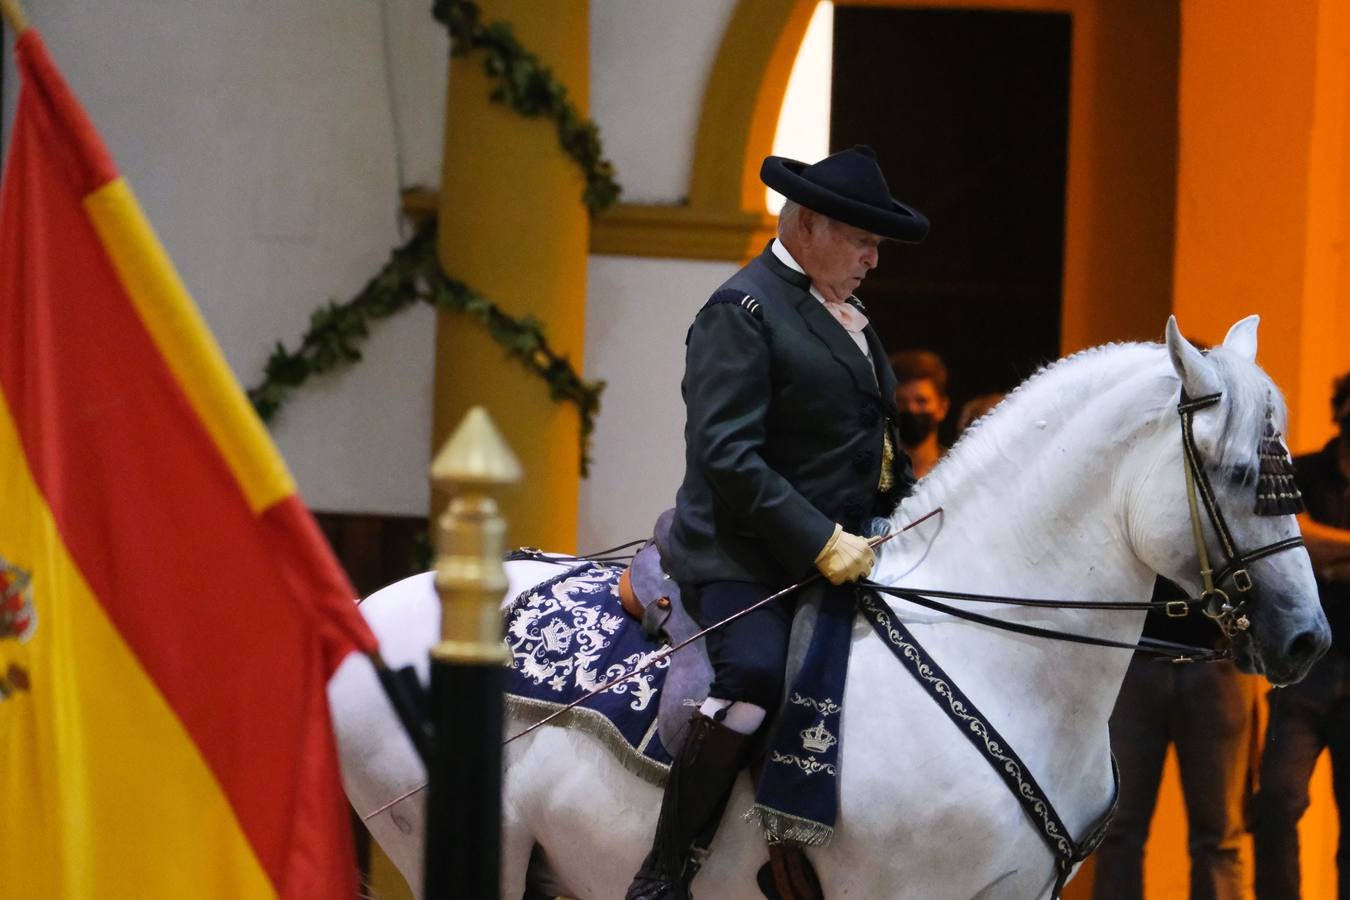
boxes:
[889,346,1162,606]
[869,348,1163,804]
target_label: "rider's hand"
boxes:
[814,524,875,585]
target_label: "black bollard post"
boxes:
[426,657,504,896]
[423,407,519,899]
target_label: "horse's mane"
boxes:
[911,337,1284,510]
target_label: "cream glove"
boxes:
[814,523,876,585]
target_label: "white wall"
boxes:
[573,0,740,549]
[2,0,445,516]
[578,255,737,551]
[579,1,831,550]
[1,0,824,542]
[589,0,736,204]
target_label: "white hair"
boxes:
[777,199,803,238]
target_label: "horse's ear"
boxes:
[1221,315,1260,362]
[1166,316,1222,397]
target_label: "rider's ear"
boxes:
[1220,315,1260,362]
[1166,316,1222,397]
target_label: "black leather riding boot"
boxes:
[625,713,752,900]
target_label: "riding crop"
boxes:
[502,507,944,745]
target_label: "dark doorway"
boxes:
[832,6,1071,441]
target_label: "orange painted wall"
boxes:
[1057,0,1180,353]
[1088,0,1350,896]
[1172,0,1350,454]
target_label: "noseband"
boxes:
[1177,391,1306,638]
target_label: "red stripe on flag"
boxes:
[11,31,117,194]
[0,32,364,899]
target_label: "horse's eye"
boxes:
[1227,466,1257,487]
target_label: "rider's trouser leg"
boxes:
[627,581,786,900]
[626,711,752,900]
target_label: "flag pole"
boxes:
[0,0,28,35]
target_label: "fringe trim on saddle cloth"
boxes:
[745,805,834,847]
[506,695,671,787]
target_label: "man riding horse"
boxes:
[627,146,930,900]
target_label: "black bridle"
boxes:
[865,390,1309,661]
[1177,391,1306,638]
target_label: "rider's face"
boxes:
[800,212,883,304]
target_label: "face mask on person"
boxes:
[896,411,936,446]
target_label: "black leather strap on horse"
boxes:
[1177,390,1307,637]
[862,581,1229,663]
[859,589,1119,899]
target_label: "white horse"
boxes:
[330,318,1330,899]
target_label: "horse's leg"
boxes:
[506,724,669,899]
[363,794,426,898]
[500,782,536,900]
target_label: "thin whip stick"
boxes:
[502,506,943,745]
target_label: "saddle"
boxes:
[617,509,714,757]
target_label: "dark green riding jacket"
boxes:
[664,243,913,588]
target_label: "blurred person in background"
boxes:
[889,349,950,479]
[1253,369,1350,900]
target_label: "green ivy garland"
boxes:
[432,0,620,214]
[248,0,618,475]
[248,222,606,475]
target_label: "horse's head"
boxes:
[1126,316,1330,684]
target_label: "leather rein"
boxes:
[866,391,1307,662]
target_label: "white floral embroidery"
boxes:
[770,751,837,776]
[507,566,668,711]
[789,693,841,716]
[861,594,1075,859]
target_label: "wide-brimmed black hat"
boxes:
[761,145,929,243]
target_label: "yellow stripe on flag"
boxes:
[0,391,276,900]
[83,178,295,514]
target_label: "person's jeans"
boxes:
[1093,655,1256,900]
[1253,653,1350,899]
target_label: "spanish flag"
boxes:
[0,30,378,899]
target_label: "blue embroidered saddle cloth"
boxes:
[504,561,675,784]
[505,559,853,849]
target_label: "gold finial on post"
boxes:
[1,0,30,35]
[426,406,520,898]
[430,406,521,664]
